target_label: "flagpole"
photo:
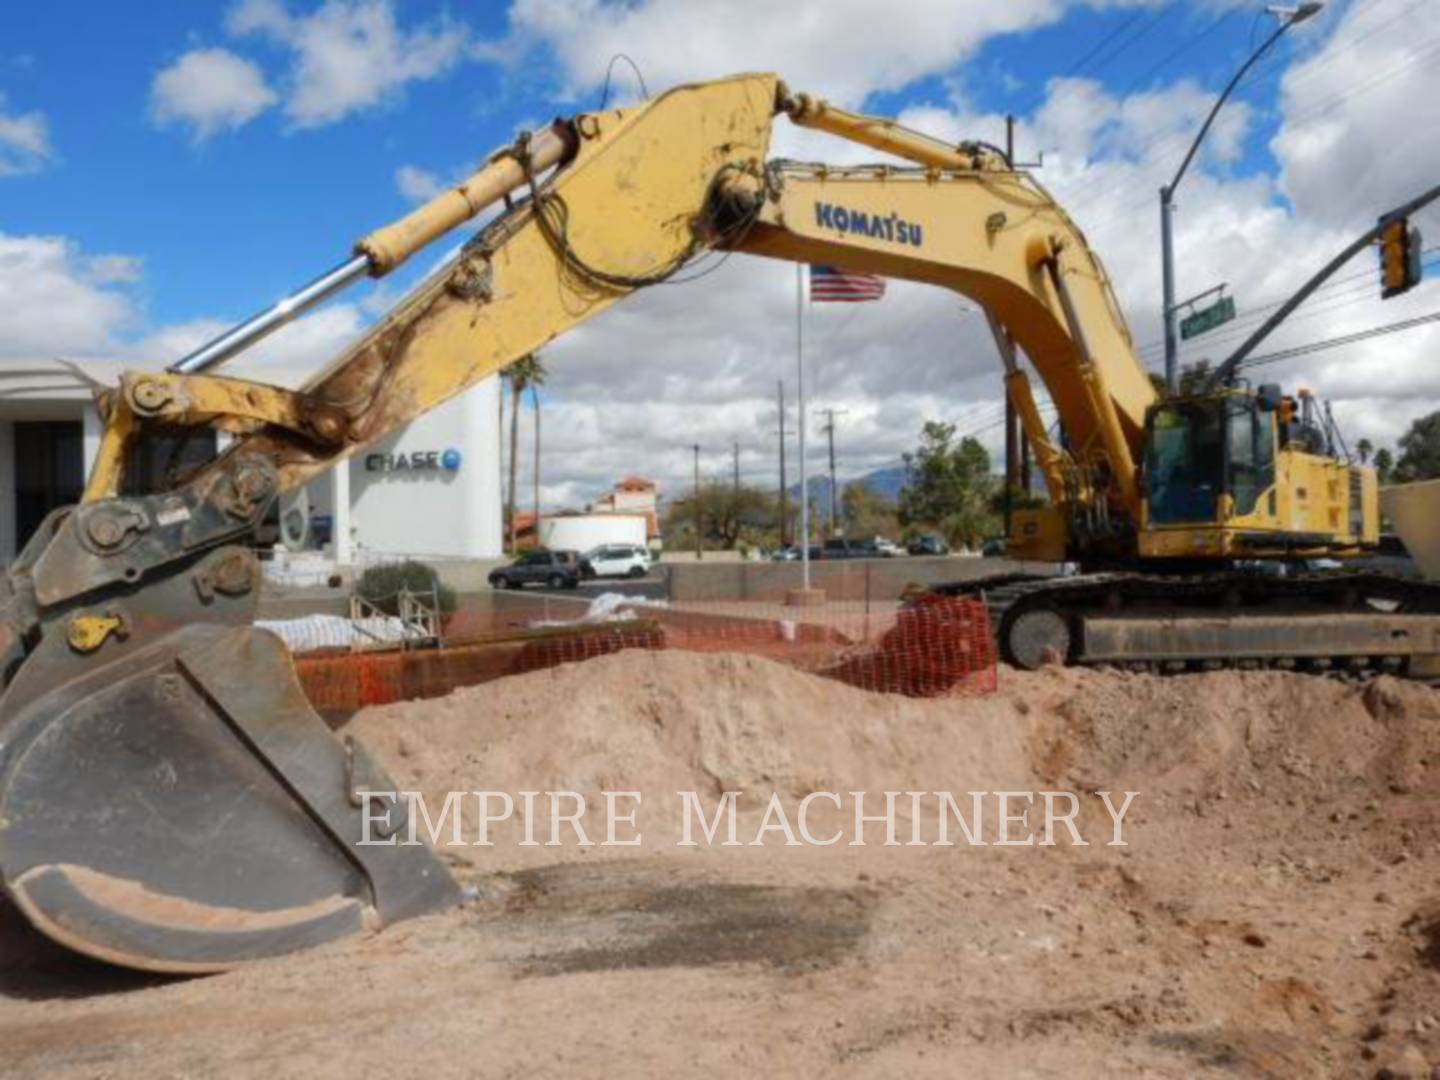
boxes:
[796,263,810,592]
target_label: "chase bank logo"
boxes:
[365,447,463,472]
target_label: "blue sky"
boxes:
[2,2,512,320]
[0,2,1317,326]
[2,0,1436,505]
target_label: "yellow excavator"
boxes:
[2,72,1436,973]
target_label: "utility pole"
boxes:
[732,440,740,492]
[796,264,810,590]
[819,408,847,536]
[692,443,702,561]
[776,380,789,547]
[1160,2,1322,392]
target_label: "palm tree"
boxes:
[1374,447,1394,484]
[1356,438,1373,465]
[506,353,546,552]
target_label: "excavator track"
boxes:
[934,571,1440,677]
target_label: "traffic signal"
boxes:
[1379,216,1423,299]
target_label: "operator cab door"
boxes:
[1143,394,1277,528]
[1145,400,1225,525]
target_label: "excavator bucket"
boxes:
[0,505,463,973]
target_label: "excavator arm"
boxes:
[0,72,1156,972]
[89,74,1155,532]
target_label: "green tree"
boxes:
[898,421,999,549]
[987,483,1045,517]
[1394,412,1440,482]
[1356,438,1373,465]
[1374,447,1394,485]
[840,482,899,538]
[664,482,776,550]
[1147,359,1214,399]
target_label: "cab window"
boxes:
[1146,402,1224,524]
[1226,401,1276,517]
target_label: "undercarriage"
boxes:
[936,570,1440,677]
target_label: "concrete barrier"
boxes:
[661,556,1055,604]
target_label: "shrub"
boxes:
[356,560,456,617]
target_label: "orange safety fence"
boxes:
[291,594,996,715]
[295,620,666,716]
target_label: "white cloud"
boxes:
[0,233,137,356]
[1273,0,1439,231]
[0,93,53,176]
[132,304,364,387]
[150,48,278,140]
[0,229,361,397]
[395,164,444,202]
[224,303,366,387]
[228,0,470,128]
[84,254,144,285]
[506,0,1087,107]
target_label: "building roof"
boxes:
[0,359,132,421]
[616,475,657,491]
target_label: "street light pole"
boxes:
[1160,2,1322,393]
[692,443,703,562]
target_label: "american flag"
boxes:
[809,264,886,303]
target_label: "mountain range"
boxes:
[786,464,908,506]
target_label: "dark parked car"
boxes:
[488,550,581,590]
[907,534,950,556]
[826,538,888,559]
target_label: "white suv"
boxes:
[581,543,652,579]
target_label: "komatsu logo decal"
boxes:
[814,202,924,247]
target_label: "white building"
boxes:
[539,513,648,553]
[0,359,503,566]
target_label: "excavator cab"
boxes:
[1138,385,1376,561]
[1143,390,1278,528]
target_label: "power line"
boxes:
[1116,6,1238,97]
[1134,248,1440,358]
[1013,4,1173,117]
[1057,25,1440,239]
[1235,0,1424,98]
[1241,308,1440,370]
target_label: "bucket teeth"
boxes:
[0,547,462,973]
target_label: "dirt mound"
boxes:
[348,649,1038,860]
[3,651,1439,1077]
[1017,664,1440,799]
[349,651,1440,847]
